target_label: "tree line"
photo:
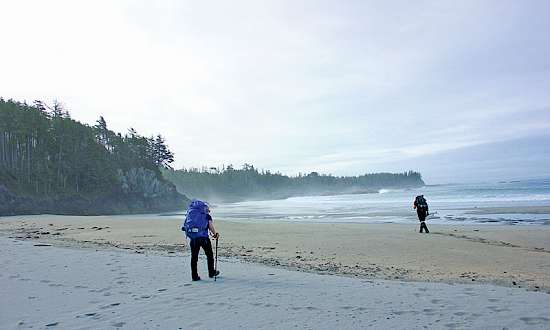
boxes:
[162,164,424,202]
[1,97,425,213]
[0,98,185,215]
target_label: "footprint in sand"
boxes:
[422,308,436,315]
[76,312,98,318]
[45,322,59,327]
[520,317,550,325]
[112,322,125,327]
[487,306,510,313]
[394,310,416,315]
[99,302,121,309]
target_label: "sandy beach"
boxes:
[3,237,550,329]
[2,214,550,329]
[1,214,550,291]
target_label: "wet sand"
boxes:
[464,205,550,215]
[1,214,550,292]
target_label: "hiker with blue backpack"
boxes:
[413,195,430,233]
[182,200,220,281]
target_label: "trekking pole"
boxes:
[214,237,219,282]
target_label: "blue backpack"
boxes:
[182,200,210,239]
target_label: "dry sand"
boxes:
[2,214,550,329]
[1,214,550,291]
[2,237,550,329]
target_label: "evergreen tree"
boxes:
[0,98,185,215]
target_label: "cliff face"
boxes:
[0,183,188,216]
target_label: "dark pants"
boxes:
[417,210,429,233]
[419,221,429,233]
[190,237,215,280]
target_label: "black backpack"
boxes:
[415,195,428,210]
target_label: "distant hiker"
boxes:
[413,195,430,233]
[182,200,220,281]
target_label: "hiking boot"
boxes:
[192,276,201,281]
[209,270,220,278]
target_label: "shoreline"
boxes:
[2,214,550,292]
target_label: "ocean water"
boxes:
[212,179,550,225]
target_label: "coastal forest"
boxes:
[0,98,186,215]
[163,166,424,202]
[1,97,424,215]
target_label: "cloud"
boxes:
[1,0,549,182]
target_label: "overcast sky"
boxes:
[1,0,549,183]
